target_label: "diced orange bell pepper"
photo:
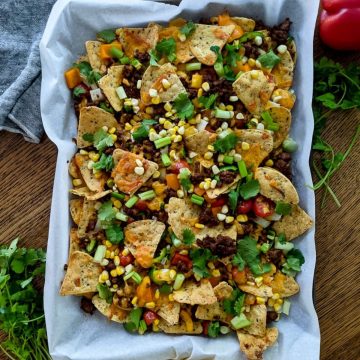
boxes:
[180,310,194,332]
[166,174,180,191]
[136,276,154,307]
[193,186,206,196]
[99,42,122,61]
[218,12,244,42]
[64,67,81,89]
[169,17,187,27]
[233,62,252,74]
[211,206,222,218]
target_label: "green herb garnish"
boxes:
[155,37,177,63]
[180,21,196,37]
[257,50,281,69]
[93,153,114,172]
[173,93,194,119]
[96,29,116,43]
[93,128,114,152]
[182,228,195,246]
[199,93,218,109]
[132,119,157,142]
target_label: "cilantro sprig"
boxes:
[189,248,216,279]
[151,37,177,64]
[93,128,114,152]
[223,288,245,316]
[182,228,195,246]
[180,21,196,38]
[173,93,194,119]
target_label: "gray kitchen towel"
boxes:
[0,0,55,143]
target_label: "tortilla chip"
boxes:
[112,149,158,195]
[268,106,292,148]
[140,63,187,105]
[60,251,102,295]
[185,130,216,156]
[244,305,267,337]
[167,197,237,240]
[77,199,97,238]
[173,281,217,305]
[287,39,297,64]
[271,271,299,297]
[272,204,313,241]
[239,284,273,298]
[92,295,129,323]
[272,50,294,90]
[98,65,125,112]
[195,302,230,323]
[74,153,106,193]
[77,106,118,148]
[124,220,165,268]
[214,281,233,300]
[69,157,81,178]
[237,327,278,360]
[190,24,235,65]
[157,301,180,325]
[69,228,81,255]
[158,319,203,334]
[206,176,240,199]
[231,17,256,32]
[255,167,299,204]
[235,129,273,169]
[233,70,275,115]
[117,24,159,58]
[70,199,83,225]
[70,187,111,201]
[85,41,106,74]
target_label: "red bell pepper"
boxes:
[320,0,360,50]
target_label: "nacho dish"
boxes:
[62,13,313,360]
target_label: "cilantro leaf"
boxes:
[210,45,225,78]
[93,153,114,172]
[275,201,292,216]
[10,258,25,274]
[225,43,241,68]
[124,308,143,333]
[73,86,86,97]
[82,133,94,142]
[155,37,177,63]
[173,93,194,119]
[105,224,124,245]
[178,168,192,191]
[282,248,305,276]
[93,128,114,152]
[207,321,220,338]
[199,93,218,109]
[87,70,102,84]
[223,288,244,316]
[98,201,116,222]
[228,189,239,213]
[224,65,236,81]
[182,228,195,246]
[257,50,281,69]
[97,284,113,304]
[232,253,245,271]
[99,102,115,113]
[233,293,245,315]
[96,29,116,43]
[238,31,263,43]
[213,132,238,153]
[132,119,157,142]
[180,21,196,37]
[189,248,215,279]
[73,61,92,77]
[239,179,260,200]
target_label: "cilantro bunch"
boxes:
[312,57,360,207]
[0,238,50,360]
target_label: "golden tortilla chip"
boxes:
[195,302,230,323]
[244,305,267,337]
[233,70,275,115]
[74,153,106,193]
[70,198,83,225]
[69,228,81,256]
[272,204,313,241]
[85,41,106,74]
[98,65,125,112]
[140,63,186,105]
[157,301,180,325]
[117,24,159,58]
[173,281,217,305]
[190,24,235,65]
[185,130,216,156]
[158,319,203,334]
[255,167,299,204]
[70,187,111,200]
[271,271,299,297]
[77,198,97,238]
[272,50,294,90]
[206,176,240,199]
[235,129,273,169]
[214,281,233,300]
[69,157,81,178]
[124,220,165,268]
[237,327,278,360]
[111,149,158,195]
[60,251,102,296]
[231,17,256,32]
[77,106,118,148]
[167,197,237,240]
[287,39,297,64]
[239,284,273,298]
[268,106,292,148]
[92,295,129,323]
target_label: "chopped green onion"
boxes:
[120,56,130,65]
[282,138,298,153]
[246,173,253,182]
[172,237,182,247]
[93,245,106,263]
[214,108,233,119]
[238,160,248,178]
[123,270,135,281]
[191,194,204,206]
[261,111,279,131]
[282,299,291,315]
[131,271,142,284]
[131,58,142,70]
[185,62,202,71]
[235,71,243,79]
[138,190,156,201]
[161,153,172,167]
[154,136,171,149]
[274,238,294,253]
[230,313,252,330]
[125,196,138,208]
[214,62,224,78]
[173,273,185,290]
[116,86,127,99]
[220,326,230,335]
[86,239,96,253]
[112,192,125,200]
[260,243,271,253]
[110,47,124,59]
[267,230,276,240]
[275,202,292,215]
[115,212,129,222]
[219,165,237,172]
[138,319,147,334]
[223,155,234,165]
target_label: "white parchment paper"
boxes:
[40,0,320,358]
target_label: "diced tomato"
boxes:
[231,266,247,285]
[169,160,190,174]
[202,320,210,336]
[237,199,253,214]
[143,310,159,326]
[211,196,227,208]
[134,199,148,211]
[120,253,134,267]
[252,195,275,218]
[208,276,221,287]
[171,253,192,271]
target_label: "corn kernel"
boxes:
[191,74,203,88]
[219,103,226,110]
[168,294,174,302]
[207,261,215,270]
[125,123,132,131]
[256,296,266,305]
[116,266,125,276]
[145,107,154,115]
[207,144,215,152]
[145,301,156,309]
[204,151,213,160]
[164,102,172,112]
[105,240,112,248]
[163,120,173,130]
[202,82,210,91]
[113,200,121,209]
[276,298,284,305]
[255,276,263,286]
[248,58,256,67]
[162,78,171,89]
[250,69,259,79]
[122,248,129,256]
[265,159,274,167]
[89,152,100,162]
[178,120,186,127]
[225,216,234,224]
[110,269,118,277]
[274,303,282,312]
[178,33,186,42]
[177,189,184,198]
[151,96,161,105]
[237,214,248,222]
[179,249,188,255]
[113,284,118,289]
[94,172,102,179]
[153,170,160,179]
[272,293,280,300]
[226,105,234,111]
[109,127,116,134]
[165,111,173,118]
[199,182,205,189]
[153,319,160,327]
[212,269,221,277]
[241,142,250,151]
[101,271,109,282]
[173,135,182,143]
[197,88,203,98]
[169,270,177,280]
[110,251,115,259]
[131,296,138,305]
[195,223,205,229]
[113,256,120,267]
[79,149,88,155]
[155,289,160,300]
[72,179,82,187]
[217,213,226,221]
[105,250,111,258]
[268,298,275,307]
[203,182,210,190]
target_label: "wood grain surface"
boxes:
[0,38,359,360]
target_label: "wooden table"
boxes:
[0,37,359,360]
